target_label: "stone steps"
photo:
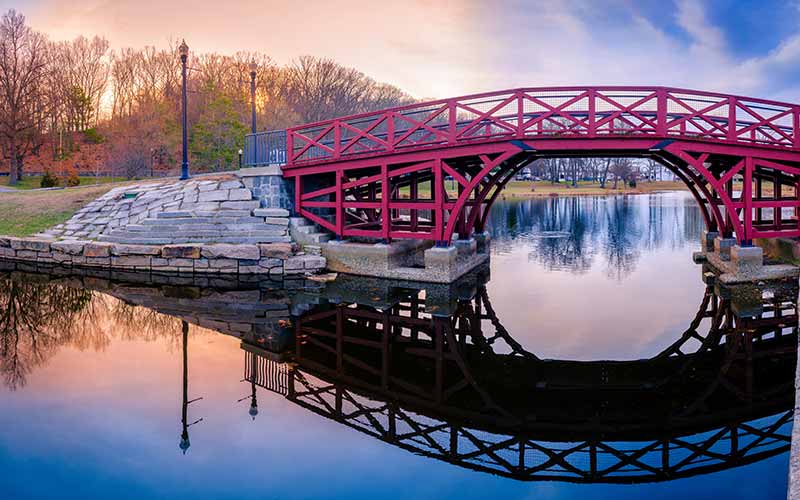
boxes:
[105,229,287,238]
[140,216,285,226]
[293,224,319,235]
[290,216,332,246]
[154,211,255,220]
[157,209,256,219]
[98,235,292,244]
[100,205,293,245]
[124,223,284,232]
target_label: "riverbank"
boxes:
[0,175,125,190]
[498,180,687,198]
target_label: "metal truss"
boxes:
[244,284,798,483]
[244,86,800,244]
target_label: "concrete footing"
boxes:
[695,233,800,284]
[701,230,719,252]
[322,236,490,283]
[713,236,737,261]
[311,265,490,317]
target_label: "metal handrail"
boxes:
[243,86,800,168]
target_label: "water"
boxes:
[0,191,795,499]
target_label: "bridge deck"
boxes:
[243,86,800,245]
[245,86,800,168]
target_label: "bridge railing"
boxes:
[243,129,287,167]
[280,86,800,167]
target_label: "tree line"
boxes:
[0,9,414,184]
[529,157,669,188]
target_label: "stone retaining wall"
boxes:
[0,236,325,275]
[237,166,294,211]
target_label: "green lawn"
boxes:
[0,184,125,237]
[0,175,123,190]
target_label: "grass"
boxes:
[0,175,124,190]
[400,180,688,199]
[0,185,121,237]
[501,180,687,197]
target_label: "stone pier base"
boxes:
[694,234,800,284]
[322,237,489,283]
[713,236,737,261]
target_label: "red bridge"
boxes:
[244,86,800,245]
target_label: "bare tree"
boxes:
[643,158,661,182]
[609,158,634,188]
[51,35,110,130]
[599,158,612,188]
[0,10,48,184]
[284,56,411,123]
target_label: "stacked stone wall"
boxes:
[0,237,325,275]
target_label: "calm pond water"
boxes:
[0,191,795,499]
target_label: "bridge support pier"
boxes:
[697,237,799,285]
[701,231,719,253]
[714,237,737,261]
[730,245,764,274]
[473,232,491,254]
[321,236,488,283]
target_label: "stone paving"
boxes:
[0,173,329,276]
[38,175,293,245]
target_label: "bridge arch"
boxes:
[246,86,800,244]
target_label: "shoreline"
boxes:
[497,187,688,200]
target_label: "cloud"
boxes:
[473,0,800,102]
[676,0,726,53]
[4,0,800,101]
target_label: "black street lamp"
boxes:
[249,61,257,134]
[179,40,189,180]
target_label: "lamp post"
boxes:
[179,40,189,180]
[248,61,257,167]
[249,61,257,134]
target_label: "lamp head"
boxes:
[178,40,189,59]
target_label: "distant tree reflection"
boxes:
[0,277,98,389]
[529,197,596,273]
[603,197,641,281]
[111,301,185,347]
[486,193,701,279]
[0,275,196,389]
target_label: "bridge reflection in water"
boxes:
[0,262,794,486]
[242,274,797,484]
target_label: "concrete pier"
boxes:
[694,233,800,285]
[713,236,736,261]
[321,236,489,283]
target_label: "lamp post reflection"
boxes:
[179,320,203,454]
[238,350,259,420]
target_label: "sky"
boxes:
[6,0,800,101]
